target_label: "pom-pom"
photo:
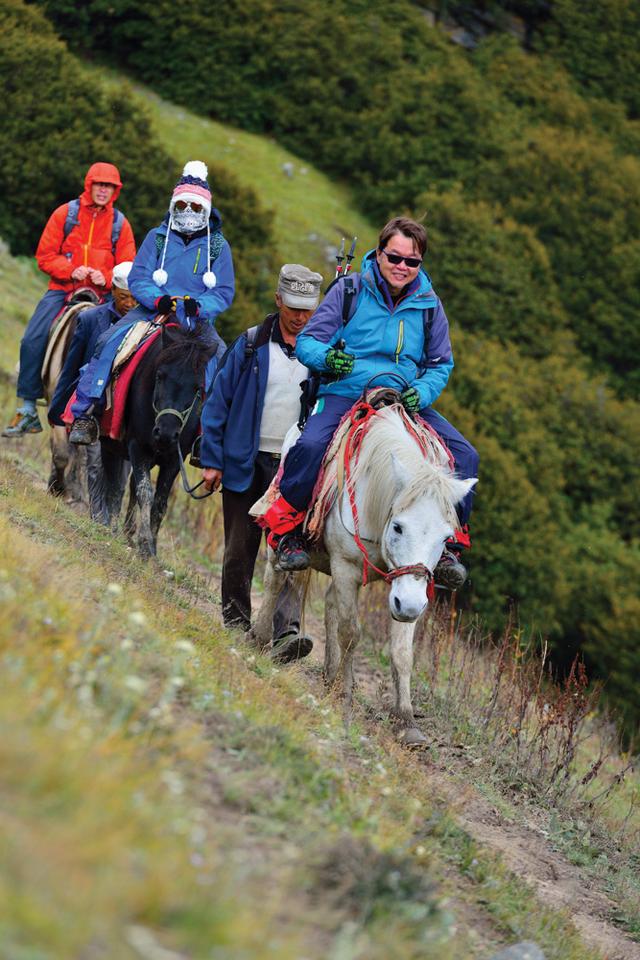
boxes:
[182,161,208,182]
[202,271,217,289]
[153,268,168,287]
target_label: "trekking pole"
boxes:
[344,237,358,274]
[335,237,345,278]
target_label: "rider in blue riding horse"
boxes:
[260,216,479,590]
[68,161,233,444]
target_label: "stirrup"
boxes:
[273,532,310,572]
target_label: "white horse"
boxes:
[251,402,477,745]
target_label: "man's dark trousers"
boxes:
[222,451,301,636]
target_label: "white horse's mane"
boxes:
[353,406,460,536]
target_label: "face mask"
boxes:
[171,205,208,235]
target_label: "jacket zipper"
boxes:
[395,318,404,364]
[84,213,96,267]
[193,248,201,273]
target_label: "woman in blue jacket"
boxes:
[68,162,232,443]
[261,217,479,589]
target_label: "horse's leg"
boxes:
[66,442,87,504]
[99,442,124,528]
[389,619,428,747]
[128,440,155,559]
[250,551,287,651]
[86,442,107,523]
[149,461,179,553]
[329,564,361,726]
[123,472,137,543]
[47,426,69,497]
[323,581,341,685]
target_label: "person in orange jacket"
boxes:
[2,162,136,437]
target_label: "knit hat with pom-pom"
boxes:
[153,161,218,290]
[170,160,212,217]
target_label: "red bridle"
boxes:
[342,400,435,600]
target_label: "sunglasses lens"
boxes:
[174,200,203,213]
[384,251,421,267]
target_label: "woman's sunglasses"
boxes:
[380,248,422,268]
[174,199,204,213]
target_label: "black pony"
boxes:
[100,320,219,558]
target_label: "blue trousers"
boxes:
[17,289,67,400]
[280,393,479,525]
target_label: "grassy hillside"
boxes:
[1,239,640,959]
[95,68,378,281]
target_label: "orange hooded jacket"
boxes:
[36,162,136,293]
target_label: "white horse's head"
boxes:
[354,410,477,622]
[382,454,476,621]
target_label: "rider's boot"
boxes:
[2,402,42,437]
[69,414,99,445]
[261,496,310,572]
[434,526,471,591]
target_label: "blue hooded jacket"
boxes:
[296,251,453,409]
[128,210,235,324]
[76,213,234,404]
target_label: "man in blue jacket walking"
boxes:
[261,217,479,589]
[200,263,323,662]
[69,161,232,444]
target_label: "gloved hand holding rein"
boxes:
[326,347,355,375]
[184,297,200,318]
[400,386,421,414]
[155,294,176,315]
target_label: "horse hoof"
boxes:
[397,726,429,748]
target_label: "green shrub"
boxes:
[0,0,277,338]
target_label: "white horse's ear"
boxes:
[390,453,411,492]
[450,476,478,506]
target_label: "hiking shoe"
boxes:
[273,532,310,572]
[434,548,468,590]
[69,416,99,445]
[270,630,313,664]
[2,410,42,437]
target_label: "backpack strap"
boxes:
[243,323,260,364]
[63,198,124,256]
[111,209,124,255]
[62,199,81,242]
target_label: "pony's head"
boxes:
[357,407,477,622]
[151,322,215,452]
[382,455,476,621]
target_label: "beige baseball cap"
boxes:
[278,263,323,309]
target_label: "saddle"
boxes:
[250,389,452,543]
[100,328,163,441]
[41,298,100,395]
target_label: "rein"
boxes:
[342,400,434,597]
[153,389,213,500]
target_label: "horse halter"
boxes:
[152,389,201,433]
[342,397,435,596]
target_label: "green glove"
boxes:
[400,386,421,414]
[326,347,355,375]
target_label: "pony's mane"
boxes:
[354,406,460,535]
[155,322,215,379]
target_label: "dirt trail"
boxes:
[276,583,640,960]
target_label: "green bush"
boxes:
[0,0,277,338]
